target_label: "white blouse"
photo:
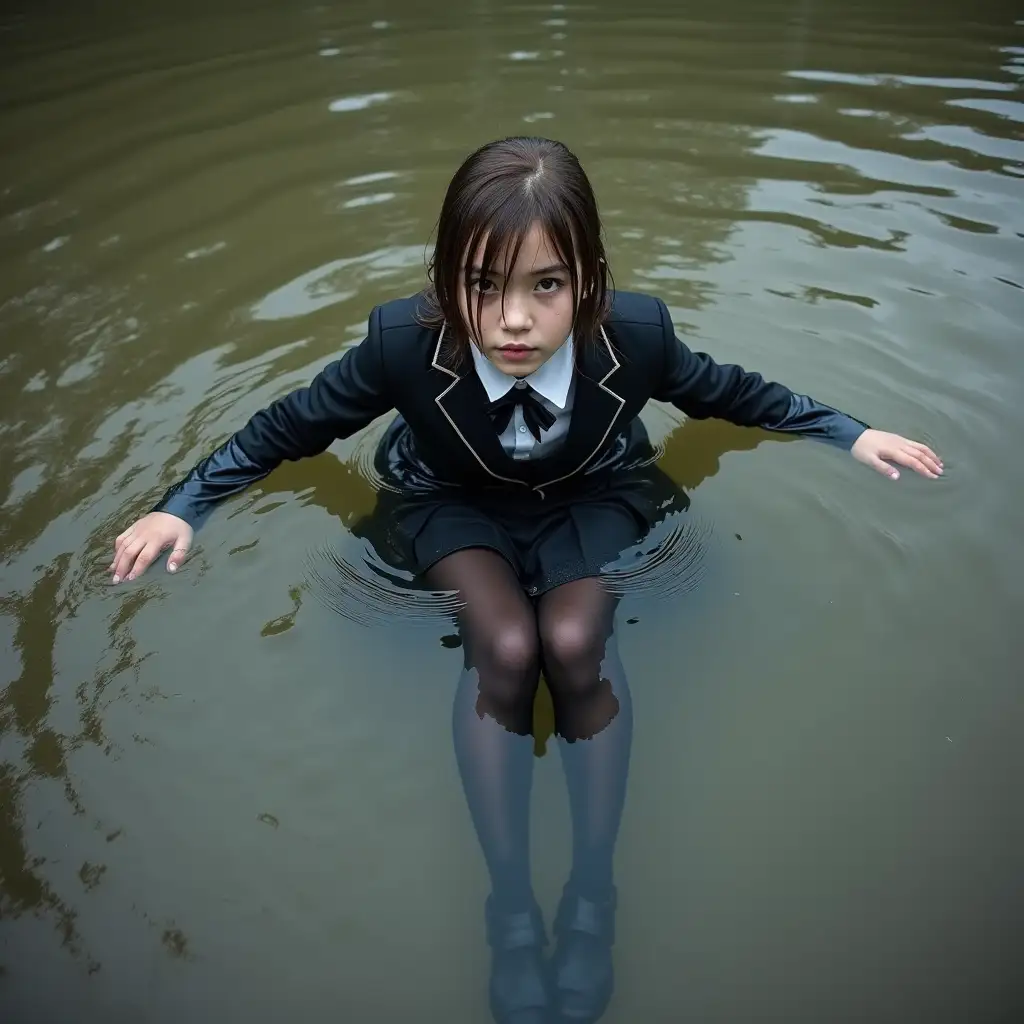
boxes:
[470,336,576,461]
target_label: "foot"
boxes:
[550,884,616,1022]
[485,895,551,1024]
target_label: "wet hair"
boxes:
[420,136,611,367]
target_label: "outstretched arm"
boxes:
[153,318,392,525]
[651,300,941,479]
[110,309,394,582]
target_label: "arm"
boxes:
[155,310,392,526]
[651,299,943,480]
[111,307,394,581]
[651,299,868,448]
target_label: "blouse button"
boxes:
[519,425,528,433]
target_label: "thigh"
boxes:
[426,547,537,634]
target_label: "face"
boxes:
[458,221,576,376]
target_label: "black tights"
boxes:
[426,549,633,910]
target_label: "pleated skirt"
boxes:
[351,423,690,597]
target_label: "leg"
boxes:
[538,578,632,1022]
[426,548,541,910]
[538,578,632,897]
[427,548,550,1023]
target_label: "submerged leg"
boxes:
[539,577,632,1022]
[426,549,549,1023]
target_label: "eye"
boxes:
[536,277,564,293]
[470,277,497,295]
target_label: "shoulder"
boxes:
[604,288,668,329]
[602,290,672,370]
[365,293,439,367]
[373,292,429,332]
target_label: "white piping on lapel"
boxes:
[532,325,625,498]
[431,323,529,489]
[430,324,625,499]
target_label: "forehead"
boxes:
[465,222,566,272]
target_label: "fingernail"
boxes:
[127,573,135,581]
[168,563,177,573]
[891,471,900,480]
[112,575,121,584]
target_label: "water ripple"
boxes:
[349,423,403,495]
[787,70,1018,92]
[328,91,394,113]
[948,97,1024,124]
[303,540,463,627]
[249,245,424,321]
[600,516,714,599]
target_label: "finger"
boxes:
[891,449,939,479]
[905,446,943,476]
[115,525,136,545]
[112,537,147,583]
[869,455,901,480]
[125,540,163,581]
[167,536,192,573]
[110,532,134,565]
[907,442,943,470]
[110,529,135,568]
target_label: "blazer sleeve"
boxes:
[152,305,394,527]
[651,298,869,448]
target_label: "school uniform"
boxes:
[154,289,868,594]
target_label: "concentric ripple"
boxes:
[600,514,714,598]
[303,540,463,626]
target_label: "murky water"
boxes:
[2,1,1022,1020]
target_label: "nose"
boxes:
[499,292,531,333]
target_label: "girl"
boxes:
[109,137,942,1024]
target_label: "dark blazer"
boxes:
[154,290,868,525]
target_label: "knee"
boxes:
[467,619,540,703]
[468,621,540,730]
[486,621,539,678]
[541,615,607,679]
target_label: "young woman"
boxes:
[109,137,942,1024]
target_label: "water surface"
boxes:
[1,1,1022,1021]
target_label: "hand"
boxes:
[851,430,943,481]
[109,512,194,583]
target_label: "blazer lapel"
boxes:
[431,329,531,488]
[430,325,626,494]
[533,327,626,490]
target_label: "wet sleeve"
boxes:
[152,305,393,526]
[651,297,869,448]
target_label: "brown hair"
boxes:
[419,136,612,367]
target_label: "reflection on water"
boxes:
[1,0,1023,1021]
[250,244,424,321]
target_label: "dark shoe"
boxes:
[485,895,551,1024]
[550,884,617,1022]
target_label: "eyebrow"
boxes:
[468,263,569,278]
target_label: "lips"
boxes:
[497,346,536,362]
[498,346,534,361]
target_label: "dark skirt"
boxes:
[350,418,690,597]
